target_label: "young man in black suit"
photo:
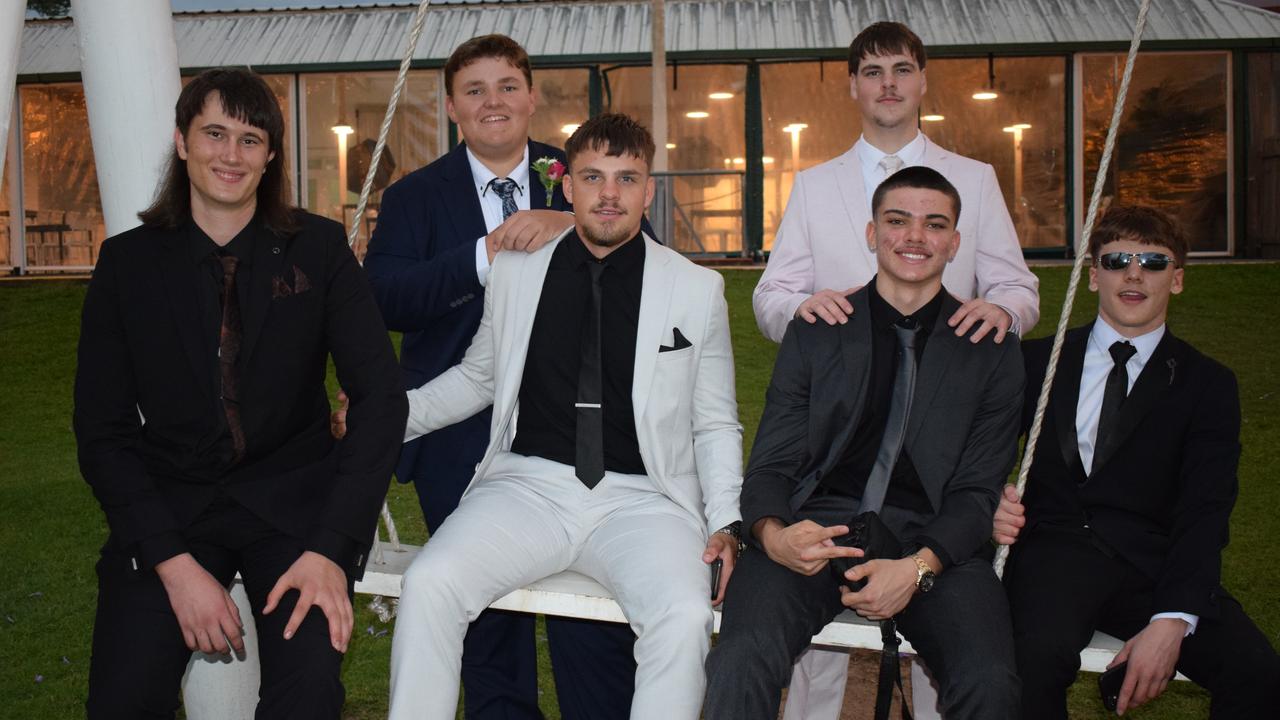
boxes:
[705,166,1023,720]
[995,205,1280,718]
[360,34,637,719]
[73,68,407,719]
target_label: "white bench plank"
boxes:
[355,543,1168,675]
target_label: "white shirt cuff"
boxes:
[1151,612,1199,636]
[475,237,491,287]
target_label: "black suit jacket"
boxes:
[73,212,408,579]
[742,288,1025,568]
[1019,324,1240,619]
[362,140,570,493]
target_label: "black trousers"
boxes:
[1005,525,1280,719]
[704,495,1020,720]
[413,469,636,720]
[86,498,349,720]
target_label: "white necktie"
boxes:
[879,154,904,178]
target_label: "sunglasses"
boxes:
[1096,252,1176,272]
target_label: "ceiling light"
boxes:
[561,124,580,135]
[708,92,735,100]
[686,111,710,119]
[921,114,945,122]
[762,156,775,164]
[665,142,677,149]
[331,124,354,136]
[782,123,808,134]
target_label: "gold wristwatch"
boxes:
[910,554,936,593]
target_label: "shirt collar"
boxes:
[559,229,646,276]
[1089,317,1165,365]
[854,132,926,176]
[468,144,531,197]
[187,217,257,265]
[867,274,944,333]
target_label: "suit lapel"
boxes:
[632,235,673,423]
[832,145,869,234]
[441,143,488,241]
[1092,331,1178,474]
[823,292,873,467]
[158,227,213,401]
[238,223,288,367]
[1052,327,1089,479]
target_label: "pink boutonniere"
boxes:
[532,156,567,207]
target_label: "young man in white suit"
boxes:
[387,113,743,720]
[754,22,1041,718]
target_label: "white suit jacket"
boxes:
[753,135,1040,343]
[405,232,743,534]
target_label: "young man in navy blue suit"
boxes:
[361,34,637,719]
[995,206,1280,718]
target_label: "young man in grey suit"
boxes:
[705,166,1022,720]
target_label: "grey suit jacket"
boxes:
[741,287,1025,567]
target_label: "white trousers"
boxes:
[389,452,714,720]
[783,649,944,720]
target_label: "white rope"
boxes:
[347,0,435,554]
[994,0,1153,578]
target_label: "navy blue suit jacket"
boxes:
[363,140,570,513]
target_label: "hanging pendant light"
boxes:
[973,54,999,101]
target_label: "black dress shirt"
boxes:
[821,277,941,515]
[189,219,257,472]
[511,232,647,475]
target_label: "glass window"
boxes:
[302,71,441,254]
[1082,52,1230,254]
[922,56,1069,250]
[528,68,589,149]
[761,61,861,251]
[1246,51,1279,258]
[20,83,104,268]
[2,130,12,267]
[605,64,747,254]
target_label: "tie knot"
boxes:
[892,320,921,350]
[219,254,238,277]
[586,260,606,282]
[489,178,519,200]
[879,155,904,175]
[1109,340,1137,366]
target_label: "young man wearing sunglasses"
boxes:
[994,206,1280,718]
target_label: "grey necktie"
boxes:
[879,154,905,179]
[575,261,606,488]
[860,321,921,514]
[488,178,519,220]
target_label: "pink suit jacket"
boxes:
[753,135,1040,343]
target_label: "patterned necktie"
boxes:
[575,261,606,489]
[219,255,246,463]
[1094,340,1137,471]
[489,178,520,220]
[879,154,904,179]
[860,321,921,514]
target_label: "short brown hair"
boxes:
[564,113,656,170]
[848,22,927,75]
[1089,206,1189,267]
[139,67,296,235]
[871,166,961,223]
[444,34,533,96]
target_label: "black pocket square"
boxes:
[659,327,692,352]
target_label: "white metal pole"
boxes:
[70,0,181,238]
[0,0,25,177]
[650,0,668,172]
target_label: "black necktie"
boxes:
[575,261,606,488]
[219,255,246,464]
[861,321,921,513]
[1095,340,1137,467]
[489,178,519,220]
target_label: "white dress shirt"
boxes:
[468,145,531,287]
[853,132,926,208]
[1075,317,1196,635]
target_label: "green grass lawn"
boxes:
[1,265,1277,719]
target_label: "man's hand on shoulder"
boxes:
[264,550,353,653]
[155,553,244,655]
[486,209,575,262]
[795,288,860,326]
[948,298,1014,343]
[993,484,1025,545]
[755,517,861,576]
[1111,617,1187,715]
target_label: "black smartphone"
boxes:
[1098,661,1127,712]
[709,558,723,601]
